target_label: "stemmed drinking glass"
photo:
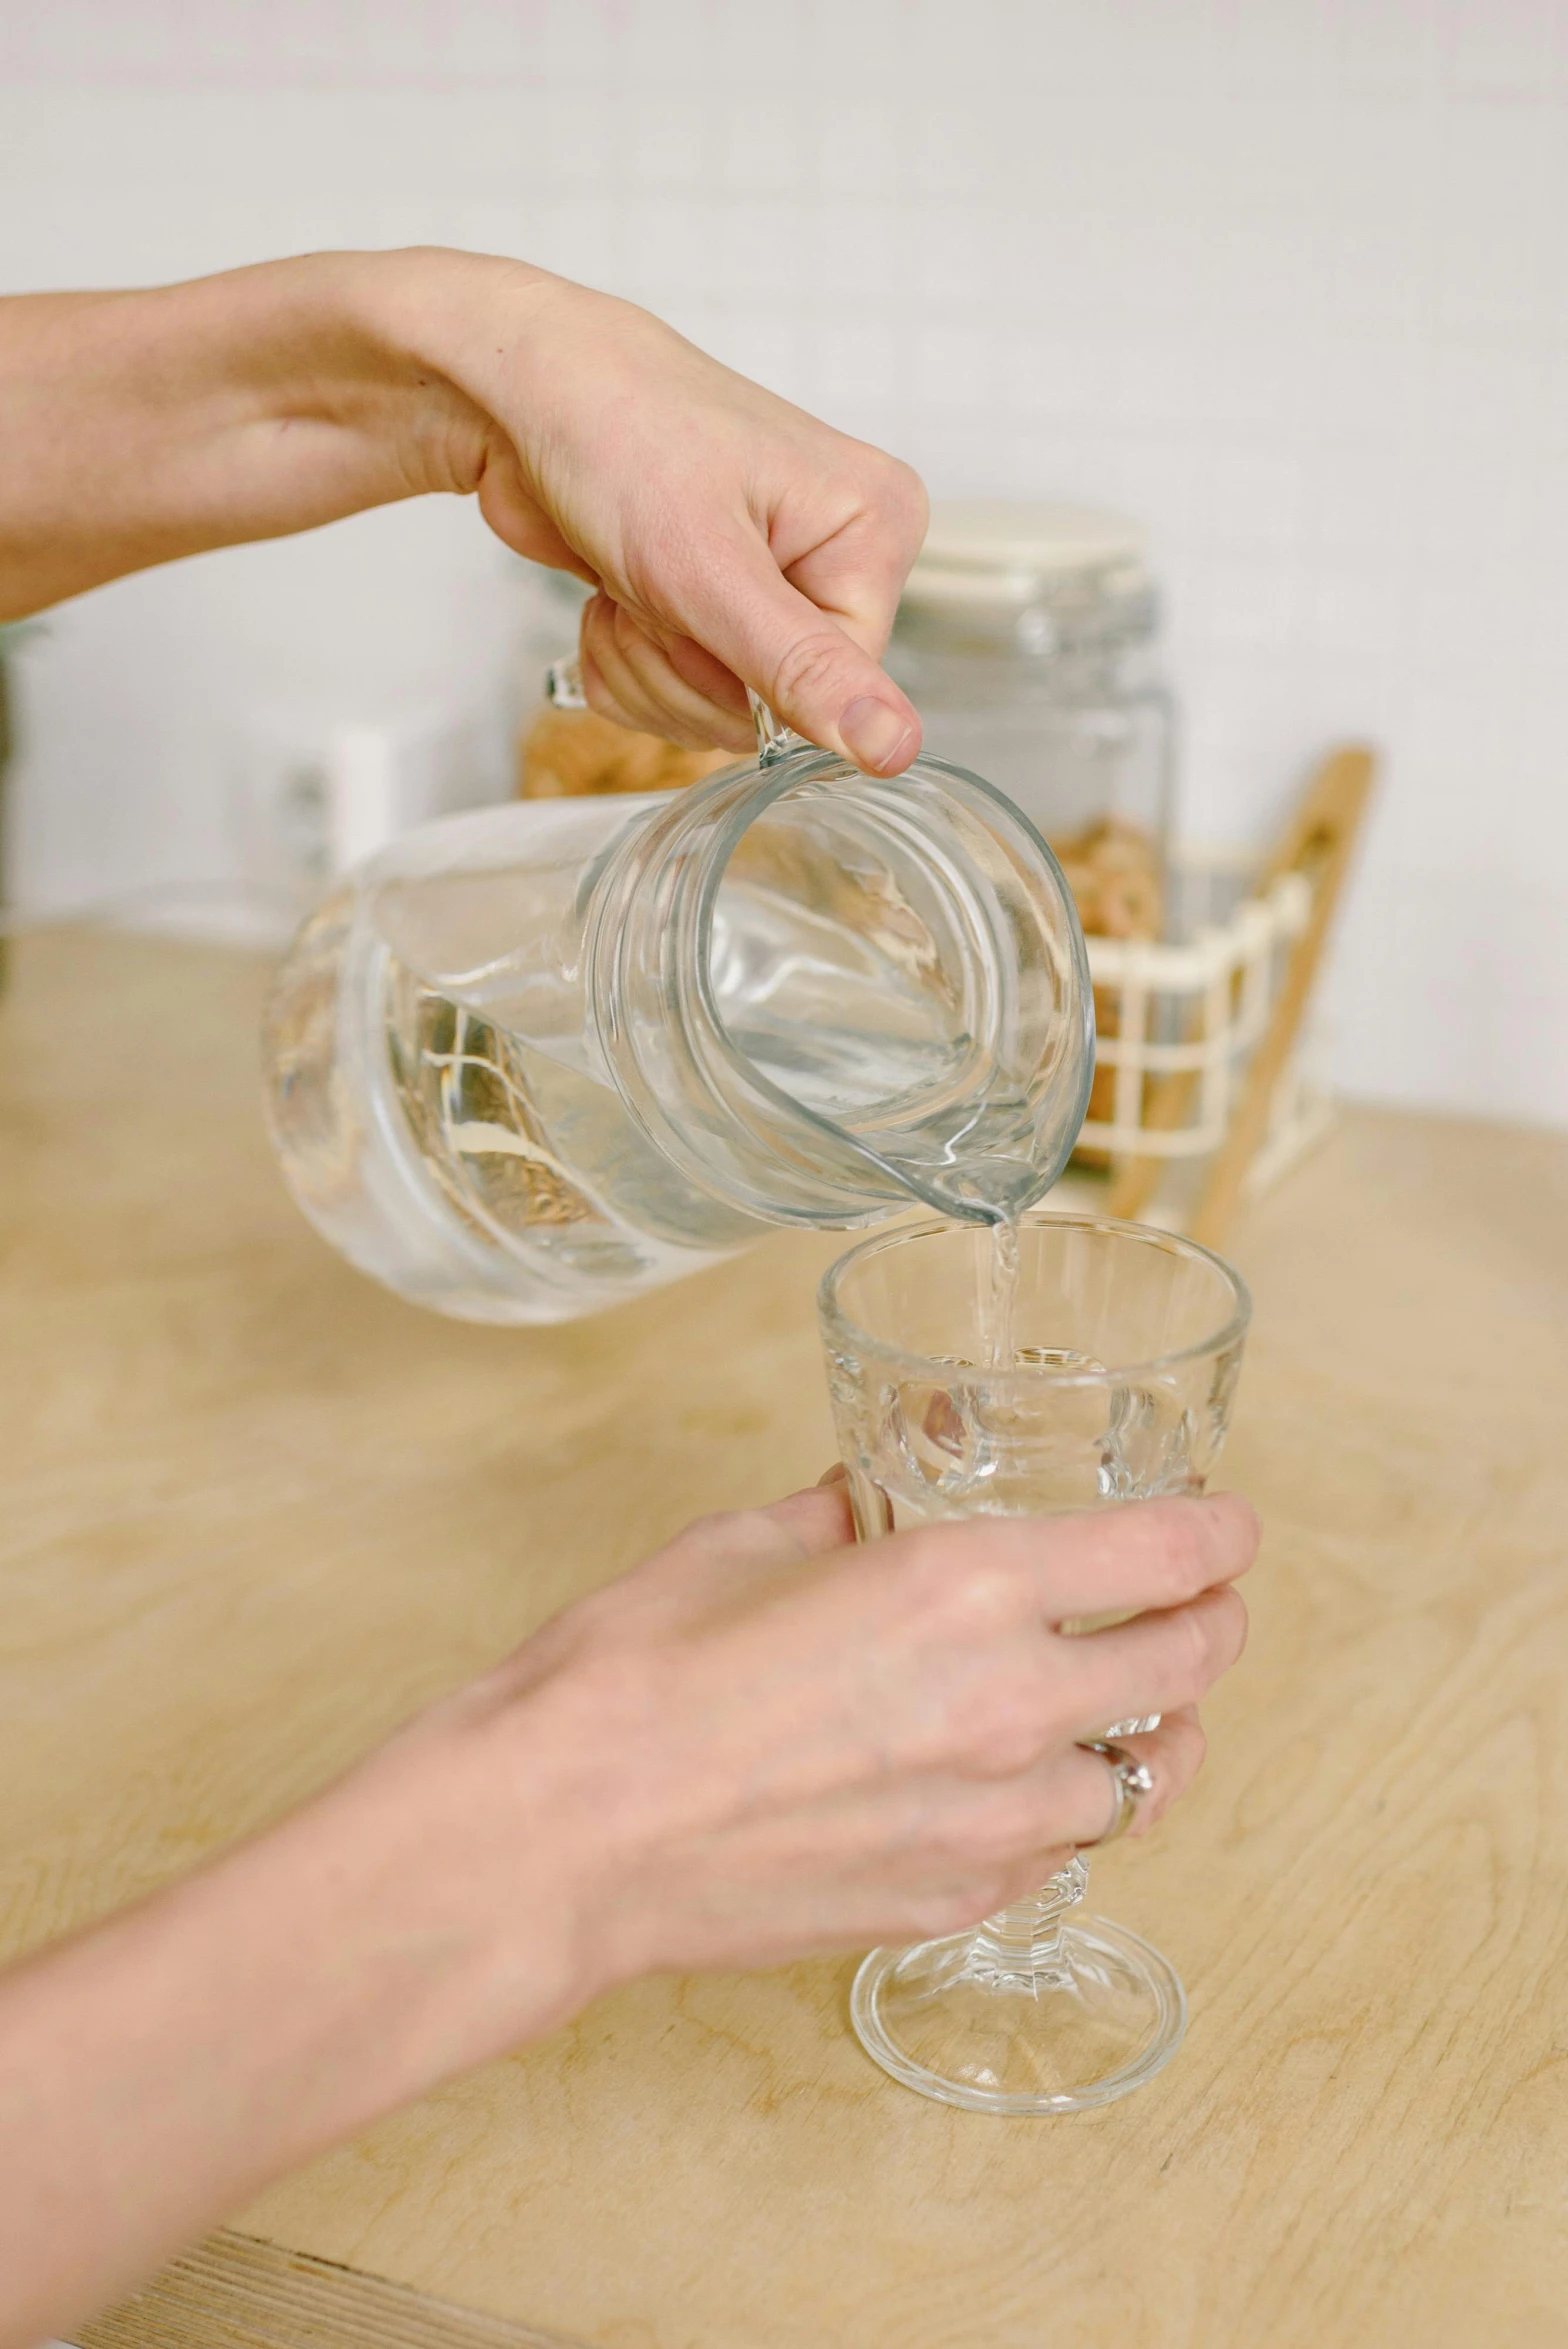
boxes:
[818,1211,1250,2115]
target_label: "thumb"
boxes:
[667,536,923,776]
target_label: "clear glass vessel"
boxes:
[263,731,1094,1323]
[886,503,1174,889]
[819,1213,1250,2114]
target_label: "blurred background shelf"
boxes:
[3,0,1565,1129]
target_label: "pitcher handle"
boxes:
[545,657,589,710]
[549,658,799,768]
[747,688,798,766]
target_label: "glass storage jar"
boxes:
[886,503,1174,942]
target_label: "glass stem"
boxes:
[961,1856,1089,1994]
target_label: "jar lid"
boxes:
[903,501,1152,613]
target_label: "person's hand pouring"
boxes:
[0,251,928,773]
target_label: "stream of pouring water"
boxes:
[979,1215,1021,1371]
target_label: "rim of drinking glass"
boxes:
[817,1209,1252,1384]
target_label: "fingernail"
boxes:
[839,696,917,774]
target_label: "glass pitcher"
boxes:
[262,702,1094,1323]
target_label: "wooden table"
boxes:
[4,930,1567,2349]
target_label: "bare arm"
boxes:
[0,249,928,770]
[0,1485,1256,2346]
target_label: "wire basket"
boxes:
[1056,745,1375,1245]
[1081,857,1321,1161]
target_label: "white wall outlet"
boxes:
[233,707,506,934]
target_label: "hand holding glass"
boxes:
[819,1212,1250,2114]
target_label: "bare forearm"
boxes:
[0,243,930,761]
[0,1717,591,2348]
[0,249,543,620]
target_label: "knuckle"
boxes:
[680,1506,742,1551]
[1220,1491,1263,1564]
[1176,1716,1208,1780]
[771,628,864,711]
[886,457,930,544]
[1173,1599,1217,1696]
[1223,1584,1250,1662]
[909,1542,1024,1639]
[862,450,928,541]
[1191,1585,1247,1682]
[578,662,648,734]
[1158,1502,1211,1593]
[685,1505,772,1558]
[619,513,710,612]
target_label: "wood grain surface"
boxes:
[77,2229,586,2349]
[4,930,1567,2349]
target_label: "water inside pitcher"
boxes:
[263,698,1094,1322]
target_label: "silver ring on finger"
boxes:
[1076,1737,1156,1848]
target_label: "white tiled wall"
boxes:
[1,0,1564,1123]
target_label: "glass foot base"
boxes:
[851,1915,1187,2115]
